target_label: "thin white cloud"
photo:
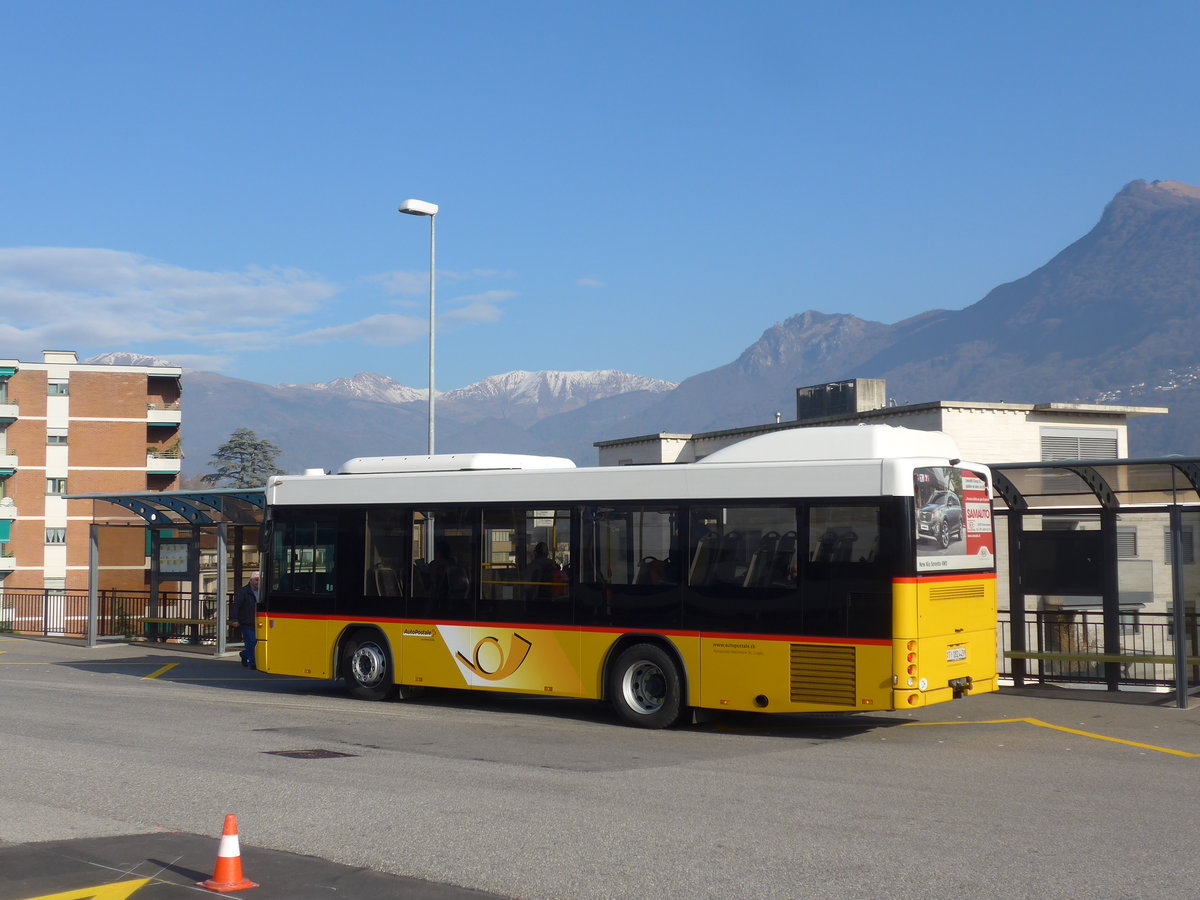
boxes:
[0,248,337,356]
[291,313,429,346]
[371,267,517,297]
[441,290,516,326]
[293,290,516,344]
[442,268,516,282]
[577,277,605,288]
[0,247,516,363]
[372,270,428,297]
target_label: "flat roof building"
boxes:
[595,378,1168,467]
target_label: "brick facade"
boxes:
[0,351,183,592]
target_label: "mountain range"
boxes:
[92,178,1200,475]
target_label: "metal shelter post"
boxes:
[1006,511,1026,687]
[1099,507,1121,692]
[217,522,229,655]
[87,523,99,648]
[1170,503,1188,708]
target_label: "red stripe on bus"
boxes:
[893,572,996,585]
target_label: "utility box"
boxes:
[795,378,887,422]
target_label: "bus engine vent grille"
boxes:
[928,582,986,602]
[790,644,856,706]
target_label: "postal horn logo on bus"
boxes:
[455,632,533,681]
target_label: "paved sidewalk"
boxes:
[1,831,507,900]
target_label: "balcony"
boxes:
[0,451,14,476]
[0,400,16,423]
[0,549,14,572]
[147,448,183,475]
[147,401,182,426]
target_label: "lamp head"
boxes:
[399,198,439,216]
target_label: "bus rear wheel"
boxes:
[341,630,397,701]
[608,643,685,728]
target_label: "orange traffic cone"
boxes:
[197,813,260,893]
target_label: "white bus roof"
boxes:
[268,425,981,507]
[697,425,960,464]
[339,453,576,475]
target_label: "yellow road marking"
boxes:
[19,877,151,900]
[140,663,178,680]
[905,717,1200,758]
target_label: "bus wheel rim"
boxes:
[622,661,666,714]
[352,643,386,687]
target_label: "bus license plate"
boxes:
[946,647,967,662]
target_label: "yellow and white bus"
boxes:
[258,425,997,727]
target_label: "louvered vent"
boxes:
[790,644,856,706]
[928,582,986,602]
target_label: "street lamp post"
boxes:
[398,198,439,454]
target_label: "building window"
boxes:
[47,429,67,445]
[1164,527,1196,566]
[45,528,66,544]
[1119,611,1141,636]
[1039,427,1118,461]
[1116,527,1138,558]
[46,478,67,495]
[48,381,69,396]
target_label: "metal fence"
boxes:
[0,589,239,644]
[999,608,1199,687]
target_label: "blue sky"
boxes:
[3,1,1199,391]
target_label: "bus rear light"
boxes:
[907,693,919,705]
[907,640,916,651]
[906,652,916,663]
[907,665,916,675]
[906,677,914,687]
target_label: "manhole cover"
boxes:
[263,748,358,759]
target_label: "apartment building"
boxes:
[0,350,182,592]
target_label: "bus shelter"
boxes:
[991,457,1200,708]
[68,488,265,653]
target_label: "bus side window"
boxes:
[804,504,890,638]
[583,505,678,586]
[364,508,408,598]
[410,508,478,620]
[808,507,881,565]
[689,506,798,589]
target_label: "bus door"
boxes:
[400,508,479,690]
[468,507,581,697]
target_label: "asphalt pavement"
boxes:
[2,634,1198,900]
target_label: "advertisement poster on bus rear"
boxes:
[914,467,994,571]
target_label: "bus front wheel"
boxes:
[608,643,685,728]
[341,630,397,701]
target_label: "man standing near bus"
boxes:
[232,572,260,669]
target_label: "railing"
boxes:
[147,447,183,459]
[0,589,240,644]
[999,609,1200,687]
[146,401,182,410]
